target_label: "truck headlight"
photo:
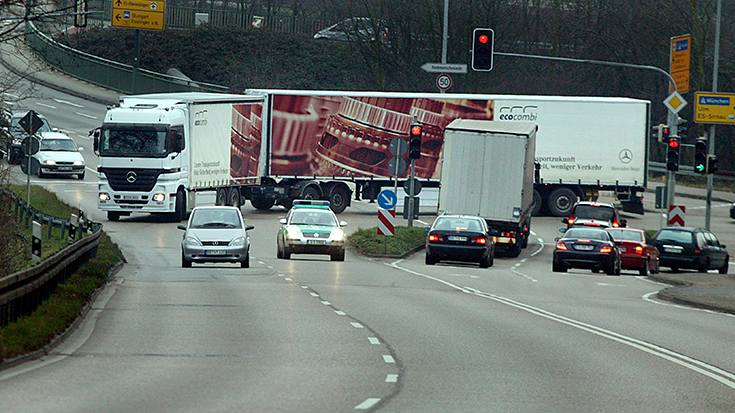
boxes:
[153,193,166,202]
[99,193,110,201]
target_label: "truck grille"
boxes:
[99,168,164,192]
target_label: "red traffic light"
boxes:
[668,138,679,149]
[478,35,489,44]
[410,125,422,136]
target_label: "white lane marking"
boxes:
[335,310,346,316]
[382,355,395,363]
[75,112,98,120]
[642,291,735,318]
[350,322,363,329]
[530,237,545,257]
[388,260,735,389]
[301,285,309,289]
[368,337,380,345]
[284,277,292,281]
[321,301,331,305]
[36,102,57,109]
[355,398,381,410]
[310,292,319,297]
[54,98,83,107]
[510,264,538,283]
[450,273,479,278]
[385,374,398,383]
[597,283,626,287]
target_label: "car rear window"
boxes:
[573,205,615,221]
[655,230,693,244]
[565,228,608,240]
[434,218,483,231]
[607,229,642,242]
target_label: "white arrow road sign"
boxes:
[421,63,467,74]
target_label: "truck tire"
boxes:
[329,185,350,214]
[172,190,186,222]
[107,211,121,222]
[531,189,543,216]
[216,188,228,206]
[228,187,241,209]
[302,186,320,200]
[547,187,577,217]
[251,195,274,210]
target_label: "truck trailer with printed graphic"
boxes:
[93,91,649,221]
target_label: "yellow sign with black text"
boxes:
[111,0,165,31]
[694,92,735,125]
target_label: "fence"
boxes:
[0,186,103,327]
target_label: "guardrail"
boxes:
[0,187,103,327]
[24,20,229,94]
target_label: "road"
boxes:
[2,79,735,412]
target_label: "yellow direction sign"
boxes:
[669,34,691,93]
[694,92,735,125]
[112,0,165,31]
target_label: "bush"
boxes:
[348,225,426,256]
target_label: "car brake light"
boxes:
[600,246,613,253]
[472,237,487,244]
[429,234,444,242]
[612,221,619,228]
[568,217,574,225]
[694,248,701,255]
[555,241,567,250]
[635,246,643,254]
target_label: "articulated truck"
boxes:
[93,91,649,221]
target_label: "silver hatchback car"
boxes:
[177,206,255,268]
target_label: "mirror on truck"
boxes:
[171,132,184,153]
[91,128,100,154]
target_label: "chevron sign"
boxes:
[668,205,686,227]
[378,208,395,236]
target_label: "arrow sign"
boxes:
[421,63,467,74]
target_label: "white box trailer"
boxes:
[440,120,537,257]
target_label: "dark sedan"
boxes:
[553,227,621,275]
[651,226,728,274]
[425,214,494,268]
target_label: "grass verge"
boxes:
[347,226,427,256]
[0,185,123,364]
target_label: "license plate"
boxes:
[448,236,467,242]
[205,250,226,255]
[664,246,682,253]
[123,195,136,200]
[58,166,72,171]
[574,245,594,251]
[307,239,326,245]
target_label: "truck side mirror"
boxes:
[91,129,100,154]
[172,133,184,153]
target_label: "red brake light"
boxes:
[556,241,567,250]
[472,237,487,244]
[694,248,701,255]
[600,246,613,253]
[568,217,574,225]
[429,234,444,242]
[635,246,644,254]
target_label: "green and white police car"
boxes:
[277,201,347,261]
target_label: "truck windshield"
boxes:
[99,126,169,158]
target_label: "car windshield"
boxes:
[290,210,337,226]
[574,205,614,221]
[607,229,642,242]
[434,218,483,231]
[190,209,242,229]
[564,228,608,240]
[39,139,77,151]
[656,230,693,244]
[98,126,169,158]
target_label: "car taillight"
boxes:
[600,245,613,253]
[612,221,620,228]
[568,217,574,225]
[635,246,643,254]
[429,234,444,242]
[472,237,487,244]
[555,241,567,250]
[694,248,701,255]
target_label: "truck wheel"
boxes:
[251,195,274,210]
[531,189,543,216]
[172,190,186,222]
[506,244,521,258]
[329,186,350,214]
[228,187,241,209]
[302,187,320,200]
[107,211,120,222]
[547,187,577,217]
[216,188,227,206]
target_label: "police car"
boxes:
[276,201,347,261]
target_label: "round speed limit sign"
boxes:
[436,73,452,91]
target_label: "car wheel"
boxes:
[283,247,292,260]
[241,252,250,268]
[479,252,493,268]
[719,257,729,274]
[552,260,566,272]
[78,170,85,180]
[276,243,283,259]
[604,262,617,276]
[425,253,437,265]
[670,266,679,273]
[181,252,192,268]
[639,259,649,277]
[698,258,709,273]
[331,249,345,262]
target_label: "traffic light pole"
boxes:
[666,111,678,211]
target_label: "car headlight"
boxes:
[330,228,345,240]
[183,236,201,246]
[230,236,246,247]
[286,226,302,239]
[44,160,56,165]
[73,160,84,166]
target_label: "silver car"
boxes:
[177,206,254,268]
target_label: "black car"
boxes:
[2,111,54,164]
[425,214,494,268]
[562,201,626,229]
[553,227,622,275]
[651,226,728,274]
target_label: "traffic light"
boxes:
[656,124,670,144]
[707,155,719,174]
[408,124,422,160]
[678,119,689,140]
[666,136,679,171]
[471,28,494,71]
[694,138,707,174]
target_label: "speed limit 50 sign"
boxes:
[436,74,452,91]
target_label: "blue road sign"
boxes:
[377,189,397,210]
